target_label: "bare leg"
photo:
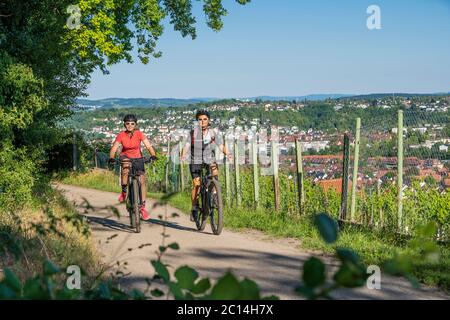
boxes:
[121,159,131,188]
[191,177,201,208]
[211,163,219,179]
[140,174,146,204]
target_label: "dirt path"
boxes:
[55,183,449,300]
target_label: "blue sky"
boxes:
[86,0,450,99]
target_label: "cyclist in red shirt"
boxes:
[108,114,157,220]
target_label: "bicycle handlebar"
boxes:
[108,156,157,168]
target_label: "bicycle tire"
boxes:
[132,178,141,233]
[127,184,135,229]
[195,189,207,231]
[208,179,223,235]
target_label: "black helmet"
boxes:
[195,109,210,120]
[123,114,137,123]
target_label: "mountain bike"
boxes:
[193,163,224,235]
[110,157,154,233]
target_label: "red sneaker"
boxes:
[118,192,127,203]
[140,205,150,221]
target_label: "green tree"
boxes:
[0,0,251,213]
[1,0,251,131]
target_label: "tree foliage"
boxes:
[0,0,250,210]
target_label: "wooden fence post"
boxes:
[252,141,260,208]
[165,138,170,193]
[73,132,77,171]
[340,134,350,221]
[272,140,280,211]
[350,118,361,222]
[234,140,241,207]
[397,110,404,230]
[377,178,383,227]
[94,147,98,168]
[225,139,231,206]
[295,140,305,214]
[179,140,184,192]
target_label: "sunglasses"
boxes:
[125,122,136,125]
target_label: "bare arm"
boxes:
[109,141,121,159]
[218,143,229,156]
[212,130,232,160]
[143,138,156,157]
[217,141,233,161]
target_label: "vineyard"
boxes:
[74,109,450,241]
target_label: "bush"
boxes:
[0,142,36,212]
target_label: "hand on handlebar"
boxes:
[144,155,158,163]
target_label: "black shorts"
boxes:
[189,164,203,179]
[120,155,145,175]
[189,163,218,179]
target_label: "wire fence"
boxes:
[355,109,449,238]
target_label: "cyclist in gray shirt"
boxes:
[181,110,232,221]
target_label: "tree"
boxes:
[0,0,251,203]
[1,0,251,147]
[1,0,251,126]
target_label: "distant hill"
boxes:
[77,94,353,109]
[246,94,353,101]
[77,92,449,109]
[337,92,450,101]
[76,97,217,109]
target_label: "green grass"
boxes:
[59,169,450,293]
[0,182,100,285]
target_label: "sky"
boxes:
[86,0,450,99]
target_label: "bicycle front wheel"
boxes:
[208,179,223,235]
[195,189,207,231]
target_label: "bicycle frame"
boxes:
[127,160,143,204]
[122,158,145,232]
[199,164,218,216]
[194,162,223,235]
[200,164,211,201]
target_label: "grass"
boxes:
[59,169,450,293]
[0,181,101,286]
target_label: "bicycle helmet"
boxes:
[123,114,138,123]
[195,109,210,120]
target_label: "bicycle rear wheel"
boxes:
[208,179,223,235]
[132,178,141,233]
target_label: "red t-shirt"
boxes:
[114,130,146,158]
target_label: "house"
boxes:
[443,179,450,189]
[317,178,352,194]
[419,169,442,182]
[303,155,343,163]
[391,128,407,134]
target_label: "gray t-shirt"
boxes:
[187,127,223,164]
